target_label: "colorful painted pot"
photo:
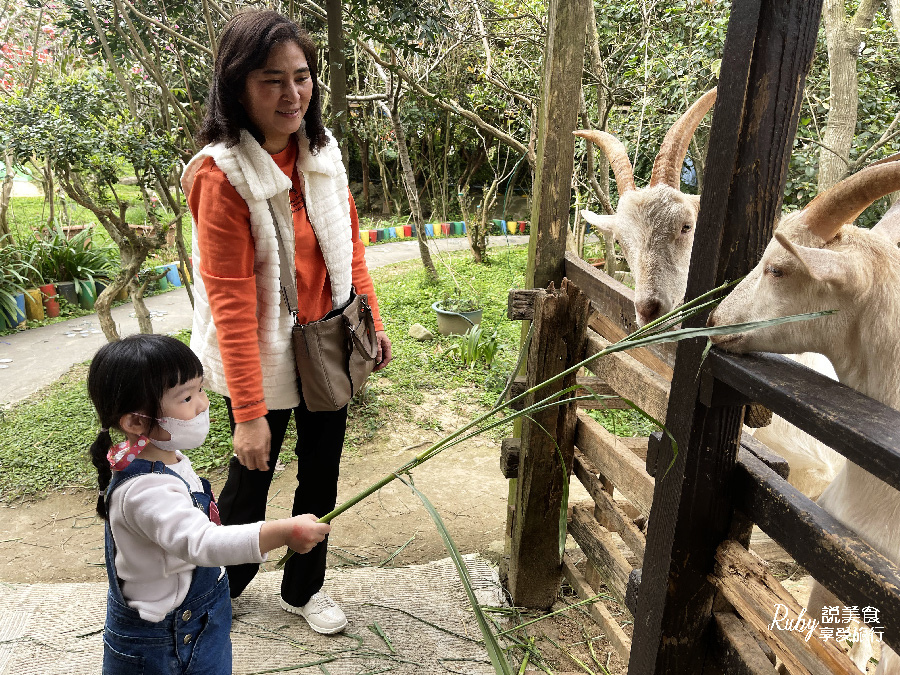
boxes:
[40,283,60,318]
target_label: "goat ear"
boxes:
[872,200,900,246]
[774,232,854,284]
[580,209,618,239]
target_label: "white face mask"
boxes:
[152,407,210,452]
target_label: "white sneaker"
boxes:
[280,591,348,634]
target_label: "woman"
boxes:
[182,9,391,635]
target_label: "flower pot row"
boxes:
[0,279,132,331]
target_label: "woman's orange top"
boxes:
[189,139,383,423]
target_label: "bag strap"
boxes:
[268,199,299,318]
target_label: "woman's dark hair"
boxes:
[87,334,203,519]
[197,9,327,153]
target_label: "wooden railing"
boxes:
[503,252,900,673]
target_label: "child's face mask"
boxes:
[151,407,211,451]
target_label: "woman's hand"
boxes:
[233,416,272,471]
[374,330,392,371]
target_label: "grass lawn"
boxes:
[0,245,652,502]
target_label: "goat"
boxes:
[576,88,716,326]
[709,159,900,674]
[576,89,843,500]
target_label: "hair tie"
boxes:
[100,427,109,433]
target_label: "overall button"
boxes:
[183,634,192,645]
[182,610,192,621]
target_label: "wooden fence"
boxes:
[503,252,900,673]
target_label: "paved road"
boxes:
[0,235,529,407]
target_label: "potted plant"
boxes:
[0,236,30,329]
[432,295,483,336]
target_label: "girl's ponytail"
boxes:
[90,430,113,519]
[86,334,203,519]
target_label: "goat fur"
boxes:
[709,198,900,674]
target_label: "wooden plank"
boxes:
[508,375,630,411]
[628,0,825,666]
[562,553,632,661]
[525,0,590,290]
[500,437,520,479]
[708,611,778,675]
[626,568,642,616]
[710,540,858,675]
[575,411,655,518]
[709,350,900,491]
[508,288,540,321]
[565,251,676,374]
[584,333,670,424]
[568,502,632,606]
[509,280,590,608]
[739,432,790,480]
[735,450,900,652]
[574,450,647,559]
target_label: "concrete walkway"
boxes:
[0,235,529,406]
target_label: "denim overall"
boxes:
[103,459,232,674]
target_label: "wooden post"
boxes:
[627,0,824,671]
[508,280,590,608]
[525,0,589,291]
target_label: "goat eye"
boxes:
[681,224,692,234]
[765,265,783,278]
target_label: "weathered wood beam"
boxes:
[568,502,632,606]
[710,540,858,674]
[575,411,655,518]
[500,437,520,479]
[508,284,673,380]
[709,350,900,491]
[628,0,825,666]
[734,451,900,652]
[525,0,589,290]
[573,449,647,559]
[508,375,629,411]
[508,280,590,608]
[708,611,779,675]
[562,554,632,661]
[564,252,676,374]
[584,334,670,424]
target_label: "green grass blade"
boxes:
[396,474,514,675]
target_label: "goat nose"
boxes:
[636,298,661,324]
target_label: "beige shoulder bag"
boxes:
[270,201,378,412]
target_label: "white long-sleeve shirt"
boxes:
[108,452,266,622]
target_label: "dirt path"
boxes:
[0,395,512,584]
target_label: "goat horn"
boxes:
[802,158,900,241]
[574,130,636,194]
[649,87,718,189]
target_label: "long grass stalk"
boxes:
[277,280,833,569]
[396,474,514,675]
[495,593,607,637]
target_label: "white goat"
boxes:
[577,88,716,326]
[709,160,900,674]
[576,90,843,500]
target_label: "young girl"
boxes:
[88,334,330,674]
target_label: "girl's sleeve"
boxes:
[121,476,268,566]
[190,160,268,422]
[347,192,384,331]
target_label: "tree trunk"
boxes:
[388,103,437,279]
[817,0,884,191]
[44,157,55,230]
[442,112,451,222]
[326,0,349,169]
[351,130,371,212]
[584,6,612,213]
[0,152,13,239]
[372,143,392,214]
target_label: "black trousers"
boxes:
[218,393,347,605]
